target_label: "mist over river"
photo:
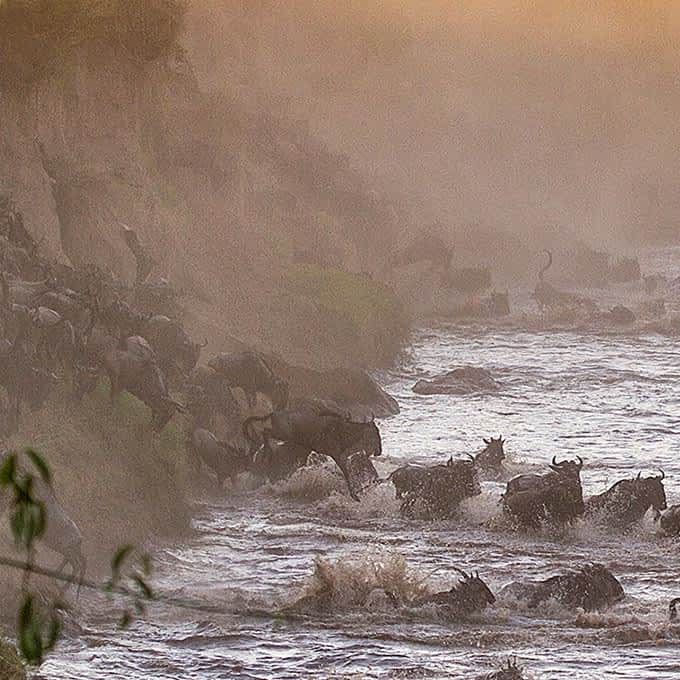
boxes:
[40,250,680,680]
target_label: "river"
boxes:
[41,251,680,679]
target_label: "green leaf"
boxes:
[25,449,51,485]
[0,453,16,485]
[132,575,154,601]
[111,545,134,575]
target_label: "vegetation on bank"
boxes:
[283,264,409,364]
[4,380,189,571]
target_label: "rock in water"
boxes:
[609,305,635,325]
[412,366,499,395]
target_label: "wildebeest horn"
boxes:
[637,471,642,480]
[576,456,583,469]
[452,566,470,580]
[552,455,559,467]
[658,469,665,481]
[483,438,490,445]
[465,453,476,463]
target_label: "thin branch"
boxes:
[0,555,228,617]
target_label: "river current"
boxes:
[41,251,680,679]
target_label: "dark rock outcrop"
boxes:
[412,366,499,395]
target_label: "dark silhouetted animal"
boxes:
[390,456,480,519]
[243,401,381,499]
[474,436,506,471]
[501,563,624,612]
[251,439,311,483]
[103,336,184,431]
[209,351,288,410]
[484,658,526,680]
[502,456,584,527]
[585,471,666,528]
[533,251,596,312]
[670,598,680,621]
[415,568,495,618]
[188,428,250,486]
[142,315,206,379]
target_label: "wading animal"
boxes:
[243,401,381,499]
[415,567,496,618]
[585,471,667,528]
[474,436,506,471]
[187,428,250,486]
[656,503,680,537]
[533,251,596,313]
[500,563,624,612]
[502,456,584,527]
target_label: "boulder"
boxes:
[412,366,499,395]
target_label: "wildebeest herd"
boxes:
[0,196,678,679]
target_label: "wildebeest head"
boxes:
[635,470,667,511]
[181,336,207,374]
[485,657,525,680]
[669,598,680,622]
[477,436,506,469]
[549,456,583,478]
[579,563,625,606]
[453,568,496,608]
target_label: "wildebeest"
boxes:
[251,438,311,483]
[103,336,184,431]
[6,304,77,367]
[585,471,667,528]
[474,436,506,471]
[142,314,206,380]
[186,365,241,429]
[243,400,381,499]
[670,598,680,621]
[500,563,624,612]
[484,658,526,680]
[656,503,680,537]
[209,351,288,410]
[399,457,480,519]
[502,456,584,527]
[415,567,495,617]
[533,251,596,313]
[187,428,250,486]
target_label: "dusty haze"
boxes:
[185,0,680,262]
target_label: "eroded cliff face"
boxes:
[0,2,408,366]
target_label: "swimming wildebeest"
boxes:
[474,436,506,471]
[103,336,185,431]
[389,456,480,519]
[484,658,526,680]
[208,351,288,410]
[670,598,680,621]
[585,471,667,528]
[500,563,624,612]
[415,567,496,618]
[502,456,584,527]
[533,250,596,313]
[243,400,381,499]
[187,428,250,486]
